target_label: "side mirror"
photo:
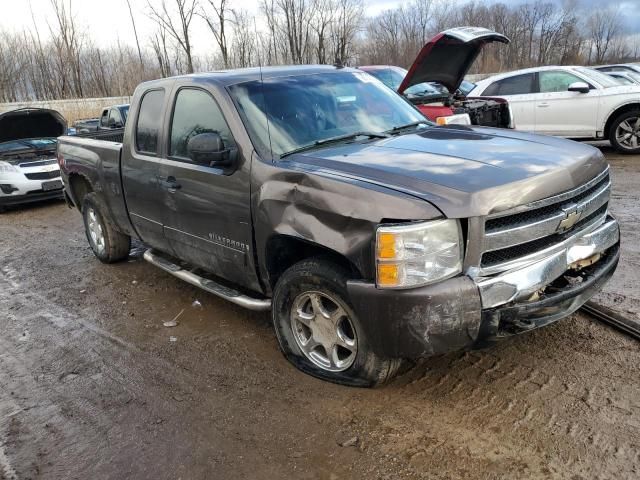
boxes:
[568,82,590,93]
[187,132,234,167]
[108,118,117,128]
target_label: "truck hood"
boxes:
[0,108,67,144]
[398,27,510,94]
[286,126,608,218]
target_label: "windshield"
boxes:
[459,80,476,95]
[610,74,633,85]
[229,71,426,158]
[120,105,129,122]
[362,67,441,96]
[576,67,621,88]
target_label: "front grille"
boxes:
[24,170,60,180]
[482,203,608,268]
[485,173,609,232]
[479,170,610,270]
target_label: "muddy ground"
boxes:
[1,148,639,480]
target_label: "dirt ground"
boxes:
[1,148,639,480]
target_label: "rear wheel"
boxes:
[609,110,640,154]
[272,257,402,387]
[82,192,130,263]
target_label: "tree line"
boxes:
[0,0,637,103]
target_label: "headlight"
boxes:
[0,161,19,173]
[376,219,463,288]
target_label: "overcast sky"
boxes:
[0,0,637,58]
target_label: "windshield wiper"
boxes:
[280,131,389,159]
[386,121,428,135]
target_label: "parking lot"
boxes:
[1,147,638,480]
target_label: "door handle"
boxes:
[537,102,549,108]
[159,176,181,192]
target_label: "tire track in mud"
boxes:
[345,324,640,479]
[0,229,391,480]
[0,263,259,479]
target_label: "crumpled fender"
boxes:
[251,157,443,288]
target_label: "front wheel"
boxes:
[609,111,640,154]
[272,258,402,387]
[82,192,131,263]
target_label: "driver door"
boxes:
[534,70,599,137]
[160,87,255,289]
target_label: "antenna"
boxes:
[254,16,274,161]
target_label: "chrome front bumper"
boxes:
[475,216,620,309]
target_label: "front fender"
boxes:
[252,158,443,286]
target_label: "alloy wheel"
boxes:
[87,207,105,254]
[290,291,357,372]
[615,116,640,150]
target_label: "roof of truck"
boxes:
[139,65,356,89]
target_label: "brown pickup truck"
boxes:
[58,65,619,386]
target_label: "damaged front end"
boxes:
[347,168,620,359]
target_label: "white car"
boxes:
[0,108,67,211]
[594,63,640,75]
[469,66,640,153]
[603,70,640,86]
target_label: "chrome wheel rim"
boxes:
[290,291,357,372]
[615,116,640,150]
[87,207,105,254]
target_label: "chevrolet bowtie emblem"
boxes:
[558,205,583,232]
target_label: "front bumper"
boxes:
[0,167,63,206]
[347,216,620,358]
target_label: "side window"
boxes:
[169,88,233,160]
[136,90,165,155]
[483,73,535,96]
[108,108,123,126]
[539,71,584,93]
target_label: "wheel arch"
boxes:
[264,234,363,291]
[603,102,640,138]
[67,173,94,211]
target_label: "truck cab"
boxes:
[99,104,129,130]
[57,66,620,386]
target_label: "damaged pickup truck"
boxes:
[58,66,619,386]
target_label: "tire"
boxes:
[82,192,131,263]
[609,110,640,154]
[272,257,402,387]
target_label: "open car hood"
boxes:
[398,27,509,94]
[0,108,67,144]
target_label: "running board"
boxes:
[143,249,272,311]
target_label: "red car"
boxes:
[360,27,513,128]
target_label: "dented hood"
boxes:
[398,27,510,94]
[286,126,607,219]
[0,108,67,144]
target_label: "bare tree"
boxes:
[277,0,315,64]
[587,6,623,64]
[151,26,173,77]
[126,0,145,73]
[49,0,84,97]
[230,9,256,68]
[331,0,363,65]
[200,0,230,68]
[147,0,198,74]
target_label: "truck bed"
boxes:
[57,128,133,237]
[75,128,125,143]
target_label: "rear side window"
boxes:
[136,90,165,154]
[539,71,584,93]
[169,88,233,160]
[483,73,535,96]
